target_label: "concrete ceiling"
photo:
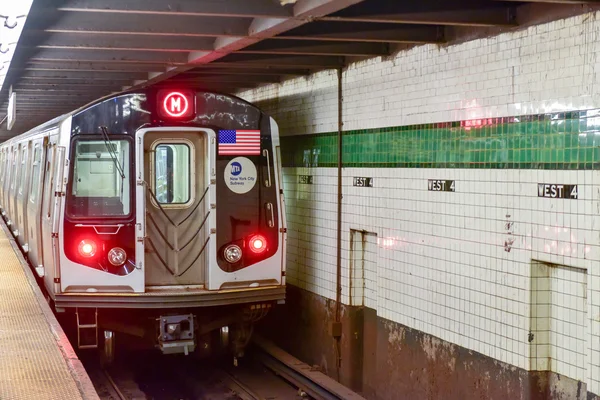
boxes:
[0,0,598,139]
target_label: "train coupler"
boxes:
[157,314,195,355]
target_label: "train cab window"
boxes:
[29,145,41,203]
[153,143,192,206]
[67,139,132,218]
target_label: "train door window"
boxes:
[152,141,193,207]
[0,150,4,185]
[29,144,41,203]
[18,147,27,195]
[10,147,17,192]
[45,145,55,219]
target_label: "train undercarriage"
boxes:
[56,301,275,365]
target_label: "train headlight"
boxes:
[108,247,127,266]
[248,234,267,254]
[78,239,97,258]
[224,245,242,263]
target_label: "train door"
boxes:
[15,141,31,248]
[41,139,58,291]
[0,149,5,210]
[8,145,20,228]
[2,148,12,218]
[139,128,210,288]
[26,139,46,276]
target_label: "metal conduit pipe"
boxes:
[334,67,343,380]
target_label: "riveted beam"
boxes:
[41,12,251,37]
[57,0,292,18]
[183,67,311,77]
[20,70,148,81]
[238,40,389,57]
[26,61,171,73]
[322,1,517,27]
[30,49,189,64]
[277,22,444,43]
[30,33,216,52]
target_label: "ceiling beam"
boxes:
[238,40,389,56]
[321,4,517,27]
[42,11,251,37]
[166,74,282,84]
[20,69,148,80]
[202,54,346,69]
[131,0,366,88]
[17,78,131,86]
[183,67,311,76]
[30,49,189,64]
[277,22,444,43]
[31,33,215,52]
[57,0,292,18]
[26,61,171,73]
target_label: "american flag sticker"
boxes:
[218,130,261,156]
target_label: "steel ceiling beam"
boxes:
[166,74,283,84]
[132,0,366,88]
[30,49,189,64]
[276,22,444,43]
[16,76,131,88]
[32,33,216,52]
[57,0,292,18]
[321,1,517,27]
[20,70,148,80]
[203,54,346,69]
[183,68,311,76]
[238,40,389,56]
[26,61,174,73]
[42,12,251,37]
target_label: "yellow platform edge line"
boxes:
[0,219,100,400]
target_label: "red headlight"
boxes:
[248,234,267,254]
[78,239,97,258]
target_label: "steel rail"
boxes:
[103,369,128,400]
[213,369,266,400]
[252,335,367,400]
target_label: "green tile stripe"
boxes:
[280,111,600,169]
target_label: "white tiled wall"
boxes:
[240,10,600,392]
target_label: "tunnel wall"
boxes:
[240,10,600,399]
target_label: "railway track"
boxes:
[84,337,365,400]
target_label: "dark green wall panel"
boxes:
[280,111,600,169]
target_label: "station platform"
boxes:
[0,222,98,399]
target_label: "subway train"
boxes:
[0,87,286,361]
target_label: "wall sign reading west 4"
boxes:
[353,177,373,187]
[299,175,313,184]
[428,180,455,192]
[537,184,578,199]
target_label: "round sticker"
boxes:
[224,157,257,194]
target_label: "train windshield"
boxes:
[67,139,132,218]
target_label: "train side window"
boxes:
[153,143,192,206]
[29,144,41,203]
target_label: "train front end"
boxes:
[57,89,286,355]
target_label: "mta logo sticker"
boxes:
[230,162,242,176]
[225,157,256,194]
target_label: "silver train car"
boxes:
[0,88,286,359]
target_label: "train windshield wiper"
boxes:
[100,126,125,180]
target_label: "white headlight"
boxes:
[108,247,127,266]
[224,245,242,263]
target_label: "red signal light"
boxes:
[157,90,194,120]
[78,239,97,258]
[248,234,267,254]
